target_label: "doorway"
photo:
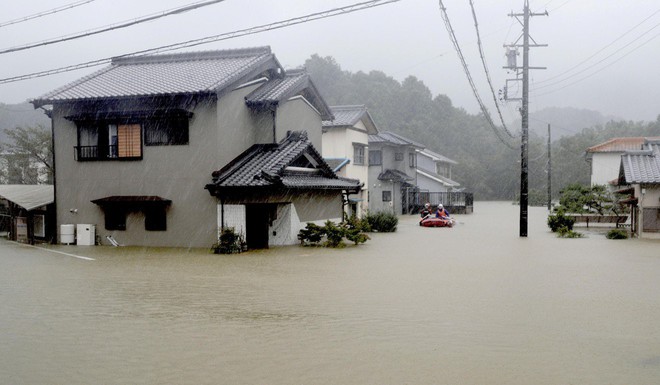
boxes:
[245,204,271,249]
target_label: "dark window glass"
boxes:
[369,150,382,166]
[382,190,392,202]
[144,119,189,146]
[145,208,167,231]
[105,209,126,231]
[395,152,403,161]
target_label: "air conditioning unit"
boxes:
[76,224,95,246]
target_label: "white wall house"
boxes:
[586,137,660,188]
[618,139,660,239]
[322,105,378,218]
[415,148,460,193]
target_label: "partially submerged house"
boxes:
[618,139,660,239]
[0,184,55,244]
[321,105,378,217]
[32,47,359,248]
[367,131,421,215]
[415,148,460,193]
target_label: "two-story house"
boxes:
[32,47,360,249]
[321,105,378,218]
[367,131,421,215]
[415,148,460,193]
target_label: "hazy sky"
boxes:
[1,0,659,122]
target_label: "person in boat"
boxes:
[420,203,433,219]
[435,204,450,219]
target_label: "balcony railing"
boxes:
[74,145,141,161]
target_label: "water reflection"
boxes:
[1,202,659,384]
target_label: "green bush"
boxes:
[547,208,574,232]
[606,229,628,239]
[364,211,398,232]
[297,222,325,246]
[557,226,583,238]
[212,227,245,254]
[297,218,370,248]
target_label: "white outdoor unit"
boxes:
[60,224,75,245]
[76,224,95,246]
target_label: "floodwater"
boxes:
[1,202,659,385]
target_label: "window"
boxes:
[369,150,382,165]
[642,208,660,232]
[145,208,167,231]
[409,152,417,168]
[33,215,45,238]
[395,152,404,161]
[76,123,142,161]
[382,190,392,202]
[437,163,450,177]
[105,209,127,231]
[144,118,189,146]
[353,144,366,165]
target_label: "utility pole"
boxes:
[547,124,552,211]
[504,1,547,237]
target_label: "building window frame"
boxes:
[369,150,382,166]
[382,190,392,202]
[353,143,366,165]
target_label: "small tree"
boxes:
[1,125,53,184]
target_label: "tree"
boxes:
[1,125,53,184]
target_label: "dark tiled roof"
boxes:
[324,158,350,172]
[620,152,660,184]
[322,105,367,127]
[33,47,281,106]
[207,131,362,192]
[369,131,424,148]
[378,169,414,182]
[245,69,333,120]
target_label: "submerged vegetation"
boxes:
[363,211,398,233]
[606,229,628,240]
[212,227,246,254]
[298,216,371,248]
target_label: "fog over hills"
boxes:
[508,107,625,140]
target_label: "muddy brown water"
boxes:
[1,202,659,384]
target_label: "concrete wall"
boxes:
[590,153,622,187]
[417,173,449,193]
[276,97,322,149]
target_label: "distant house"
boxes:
[586,137,660,189]
[0,184,54,244]
[618,139,660,239]
[367,132,421,215]
[31,47,360,248]
[415,148,460,193]
[322,105,378,217]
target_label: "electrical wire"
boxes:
[0,0,228,55]
[532,24,660,97]
[0,0,97,29]
[468,0,515,138]
[437,0,517,150]
[534,8,660,86]
[0,0,402,84]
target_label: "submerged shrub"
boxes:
[547,208,574,232]
[606,229,628,239]
[297,218,370,248]
[557,226,583,238]
[297,223,325,246]
[365,211,398,232]
[212,227,246,254]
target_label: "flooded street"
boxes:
[1,201,659,384]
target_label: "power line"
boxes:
[0,0,229,55]
[0,0,402,85]
[437,0,516,150]
[0,0,97,29]
[532,23,660,97]
[534,8,660,86]
[468,0,514,138]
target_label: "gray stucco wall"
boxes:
[52,97,223,248]
[276,98,322,149]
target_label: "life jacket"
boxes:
[436,208,449,218]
